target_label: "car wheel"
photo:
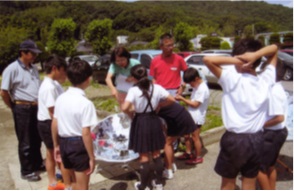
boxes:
[283,67,293,81]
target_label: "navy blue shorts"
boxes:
[260,128,288,172]
[214,130,263,178]
[38,120,53,149]
[59,137,90,172]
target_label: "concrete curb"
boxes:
[201,126,225,147]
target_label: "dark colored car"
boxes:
[280,49,293,56]
[277,51,293,81]
[92,54,111,84]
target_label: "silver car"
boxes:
[185,53,232,85]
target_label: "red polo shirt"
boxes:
[150,53,187,89]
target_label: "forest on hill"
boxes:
[0,1,292,41]
[0,1,292,72]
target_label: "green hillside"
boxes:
[0,1,292,40]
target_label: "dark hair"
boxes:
[67,60,92,86]
[68,56,82,64]
[18,50,30,57]
[110,46,131,64]
[160,33,173,46]
[232,38,263,69]
[183,68,200,83]
[44,54,67,74]
[131,64,151,99]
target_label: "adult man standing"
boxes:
[150,33,187,96]
[149,33,191,179]
[1,39,44,181]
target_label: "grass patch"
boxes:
[180,97,223,132]
[92,96,118,113]
[92,96,223,133]
[202,106,223,132]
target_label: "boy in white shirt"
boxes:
[52,59,98,190]
[175,67,210,165]
[37,55,67,190]
[203,39,278,190]
[257,61,288,189]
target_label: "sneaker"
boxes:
[172,163,177,172]
[134,182,150,190]
[48,182,65,190]
[176,152,193,160]
[151,179,163,190]
[21,172,41,182]
[185,157,203,165]
[162,169,173,179]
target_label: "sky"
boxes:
[121,0,293,8]
[261,0,293,7]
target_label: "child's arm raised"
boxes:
[203,56,243,79]
[236,44,278,68]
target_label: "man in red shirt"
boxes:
[150,33,189,180]
[150,33,187,96]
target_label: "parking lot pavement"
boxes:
[0,83,292,190]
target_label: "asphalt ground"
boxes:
[0,83,292,190]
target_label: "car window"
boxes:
[131,53,139,60]
[186,56,205,65]
[141,54,152,69]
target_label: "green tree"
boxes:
[283,32,293,44]
[257,35,265,46]
[174,22,194,51]
[149,25,169,49]
[0,27,30,74]
[220,41,231,50]
[85,19,113,55]
[269,33,280,44]
[200,36,221,50]
[47,18,76,57]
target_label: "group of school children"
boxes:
[11,38,287,190]
[119,39,288,190]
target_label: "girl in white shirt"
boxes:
[122,64,175,190]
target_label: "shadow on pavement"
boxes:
[276,154,293,181]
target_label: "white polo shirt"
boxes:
[54,87,98,137]
[219,65,275,133]
[188,81,210,125]
[38,77,64,121]
[125,84,169,113]
[266,82,288,130]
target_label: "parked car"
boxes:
[66,54,99,67]
[185,53,232,85]
[177,51,200,58]
[92,54,111,84]
[277,51,293,81]
[78,55,99,67]
[202,49,232,54]
[130,49,162,69]
[280,49,293,56]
